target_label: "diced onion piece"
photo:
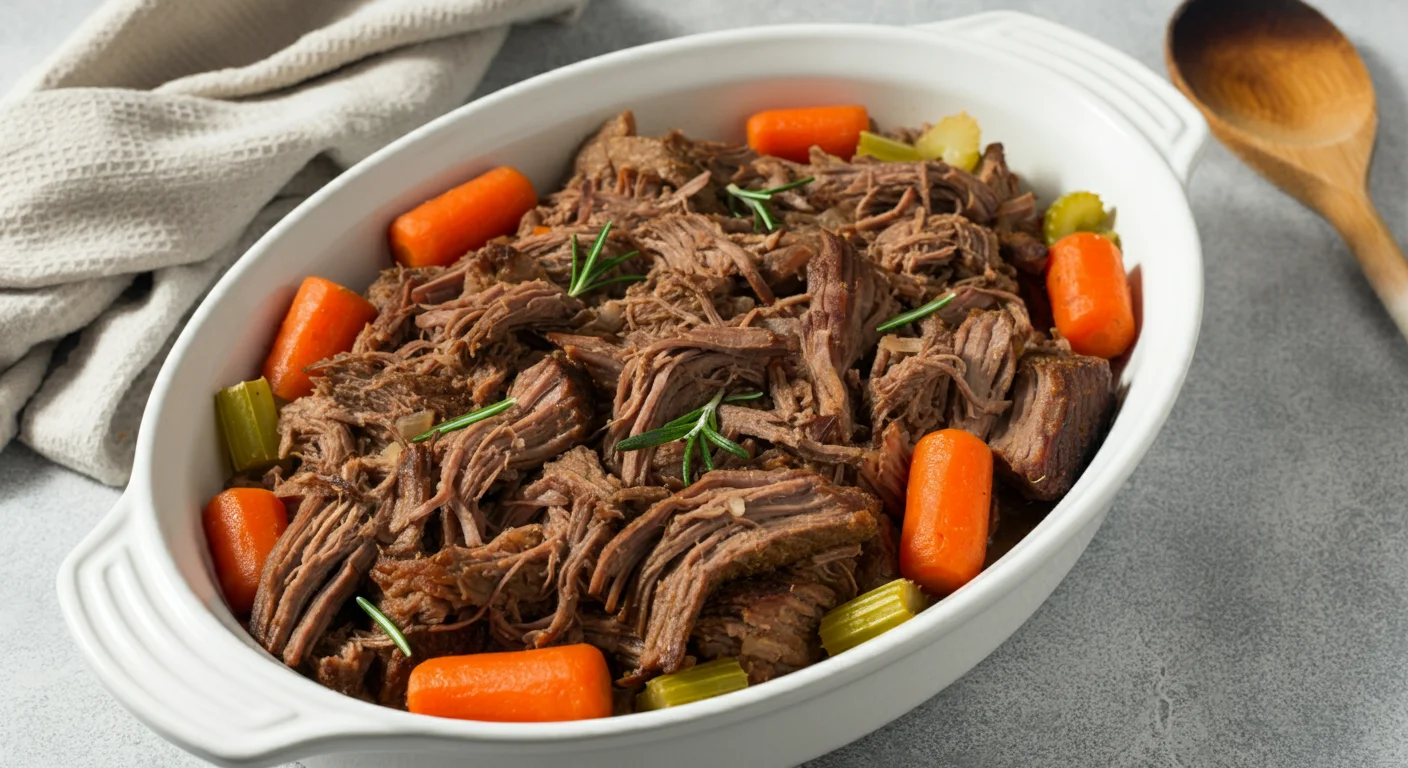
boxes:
[635,657,749,711]
[879,336,925,356]
[215,377,280,473]
[380,441,404,463]
[819,578,927,656]
[395,410,436,440]
[1043,191,1112,246]
[915,111,981,171]
[855,131,923,163]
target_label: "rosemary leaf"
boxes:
[662,407,707,430]
[724,178,813,234]
[703,424,749,459]
[683,434,697,486]
[613,389,762,483]
[874,291,958,334]
[412,398,516,442]
[615,422,695,452]
[356,597,412,657]
[582,274,647,291]
[726,184,774,202]
[591,251,641,276]
[566,224,643,296]
[763,177,814,194]
[574,222,613,295]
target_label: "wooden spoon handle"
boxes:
[1325,192,1408,339]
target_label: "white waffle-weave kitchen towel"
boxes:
[0,0,586,484]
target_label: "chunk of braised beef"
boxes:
[989,354,1113,501]
[692,545,861,684]
[589,468,879,682]
[799,231,892,443]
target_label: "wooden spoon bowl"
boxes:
[1167,0,1408,337]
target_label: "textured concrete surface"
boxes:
[6,0,1408,765]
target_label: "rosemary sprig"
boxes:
[568,222,646,297]
[725,176,814,233]
[615,390,761,484]
[356,597,412,657]
[874,291,958,333]
[412,397,516,442]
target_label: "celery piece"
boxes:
[1042,190,1111,246]
[855,131,923,163]
[215,377,280,472]
[915,111,981,171]
[635,657,749,711]
[819,578,927,656]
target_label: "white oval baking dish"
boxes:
[58,12,1206,768]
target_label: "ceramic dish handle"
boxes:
[57,494,381,766]
[917,11,1208,186]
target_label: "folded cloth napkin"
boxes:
[0,0,586,484]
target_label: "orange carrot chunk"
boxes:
[390,166,538,269]
[408,644,612,722]
[900,428,993,595]
[262,276,377,401]
[1046,232,1136,359]
[202,488,288,616]
[746,105,870,163]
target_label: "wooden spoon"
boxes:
[1166,0,1408,337]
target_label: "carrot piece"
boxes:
[1045,232,1136,359]
[202,488,288,616]
[407,644,612,722]
[262,276,377,401]
[531,225,552,236]
[900,428,993,595]
[389,166,538,268]
[746,105,870,163]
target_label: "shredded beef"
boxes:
[606,326,795,486]
[975,143,1021,203]
[636,214,776,304]
[692,546,861,683]
[859,421,913,519]
[868,322,962,440]
[245,110,1120,709]
[515,448,625,647]
[589,468,879,681]
[414,279,582,359]
[799,232,891,442]
[872,209,1003,281]
[805,152,1001,224]
[371,523,550,627]
[947,309,1019,440]
[250,487,385,666]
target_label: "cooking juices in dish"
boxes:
[205,105,1132,721]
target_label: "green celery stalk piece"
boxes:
[818,578,928,656]
[215,377,280,472]
[1042,190,1109,246]
[855,130,923,163]
[636,657,749,711]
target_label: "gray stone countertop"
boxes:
[5,0,1408,765]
